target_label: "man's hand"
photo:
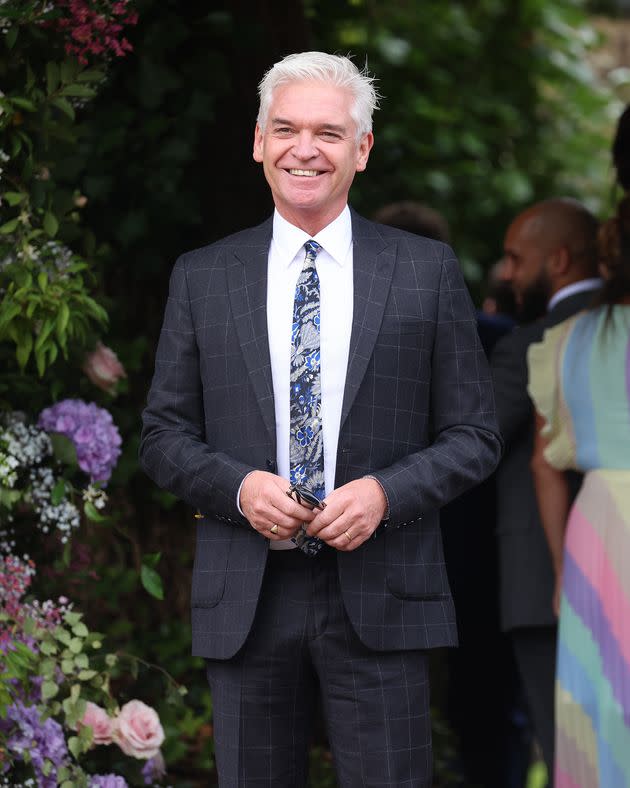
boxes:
[307,478,387,551]
[239,471,316,541]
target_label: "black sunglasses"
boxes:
[286,484,326,510]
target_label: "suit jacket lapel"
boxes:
[227,219,276,443]
[339,212,396,430]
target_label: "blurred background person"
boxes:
[374,201,529,788]
[491,198,601,784]
[527,109,630,788]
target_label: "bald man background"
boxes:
[491,198,601,783]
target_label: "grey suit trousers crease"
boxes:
[206,548,432,788]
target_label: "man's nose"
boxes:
[293,131,318,159]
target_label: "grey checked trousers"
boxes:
[205,547,432,787]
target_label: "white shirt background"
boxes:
[266,206,354,548]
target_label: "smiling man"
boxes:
[140,51,501,787]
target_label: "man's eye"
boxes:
[274,127,293,135]
[320,131,340,140]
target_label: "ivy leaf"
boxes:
[51,479,67,506]
[141,563,164,600]
[41,680,59,700]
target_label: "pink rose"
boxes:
[78,701,115,746]
[82,342,126,394]
[114,700,165,760]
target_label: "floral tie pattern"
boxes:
[290,240,325,555]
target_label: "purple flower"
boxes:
[90,776,129,788]
[38,399,122,483]
[3,701,68,786]
[142,751,166,784]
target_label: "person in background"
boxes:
[140,52,501,787]
[374,200,529,788]
[491,198,601,784]
[527,110,630,788]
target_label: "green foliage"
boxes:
[310,0,616,282]
[0,5,110,380]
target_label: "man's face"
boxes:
[502,213,552,322]
[253,80,373,233]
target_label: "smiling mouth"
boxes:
[288,169,321,177]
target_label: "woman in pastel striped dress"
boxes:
[527,174,630,785]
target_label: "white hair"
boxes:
[257,51,380,140]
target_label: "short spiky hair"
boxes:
[257,51,380,140]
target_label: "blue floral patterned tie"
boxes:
[290,240,325,555]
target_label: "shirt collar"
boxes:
[547,278,602,312]
[272,206,352,267]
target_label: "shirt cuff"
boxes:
[236,471,257,516]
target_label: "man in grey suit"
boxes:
[492,198,600,783]
[140,51,501,787]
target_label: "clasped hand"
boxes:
[239,472,387,551]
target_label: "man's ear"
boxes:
[549,246,571,276]
[253,124,263,163]
[355,132,374,173]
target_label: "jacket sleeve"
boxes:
[370,248,503,525]
[138,255,252,524]
[490,328,533,446]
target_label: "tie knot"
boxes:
[304,240,321,260]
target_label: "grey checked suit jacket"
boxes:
[139,210,502,659]
[491,289,598,632]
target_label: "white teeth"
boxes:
[289,169,319,176]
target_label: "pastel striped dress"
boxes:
[528,304,630,788]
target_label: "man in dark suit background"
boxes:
[491,198,600,783]
[140,51,501,787]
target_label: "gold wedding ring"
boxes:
[344,530,353,542]
[270,524,279,534]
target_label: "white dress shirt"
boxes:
[266,206,354,548]
[547,278,601,312]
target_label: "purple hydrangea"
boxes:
[90,776,129,788]
[38,399,122,483]
[3,701,68,786]
[142,751,166,784]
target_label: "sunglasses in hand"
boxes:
[285,484,327,511]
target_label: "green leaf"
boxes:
[0,218,19,234]
[3,191,26,206]
[84,500,106,522]
[51,97,75,121]
[67,735,81,760]
[74,652,89,669]
[46,62,60,95]
[11,97,36,112]
[40,640,57,656]
[51,479,67,505]
[69,637,83,654]
[60,59,79,84]
[35,346,46,377]
[41,680,59,700]
[15,332,33,370]
[105,653,117,667]
[50,433,78,466]
[64,611,82,626]
[60,84,97,99]
[61,658,74,674]
[76,69,106,83]
[141,563,164,600]
[6,26,18,50]
[77,669,97,680]
[72,622,88,637]
[43,211,59,237]
[37,271,48,292]
[142,551,161,568]
[34,317,54,351]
